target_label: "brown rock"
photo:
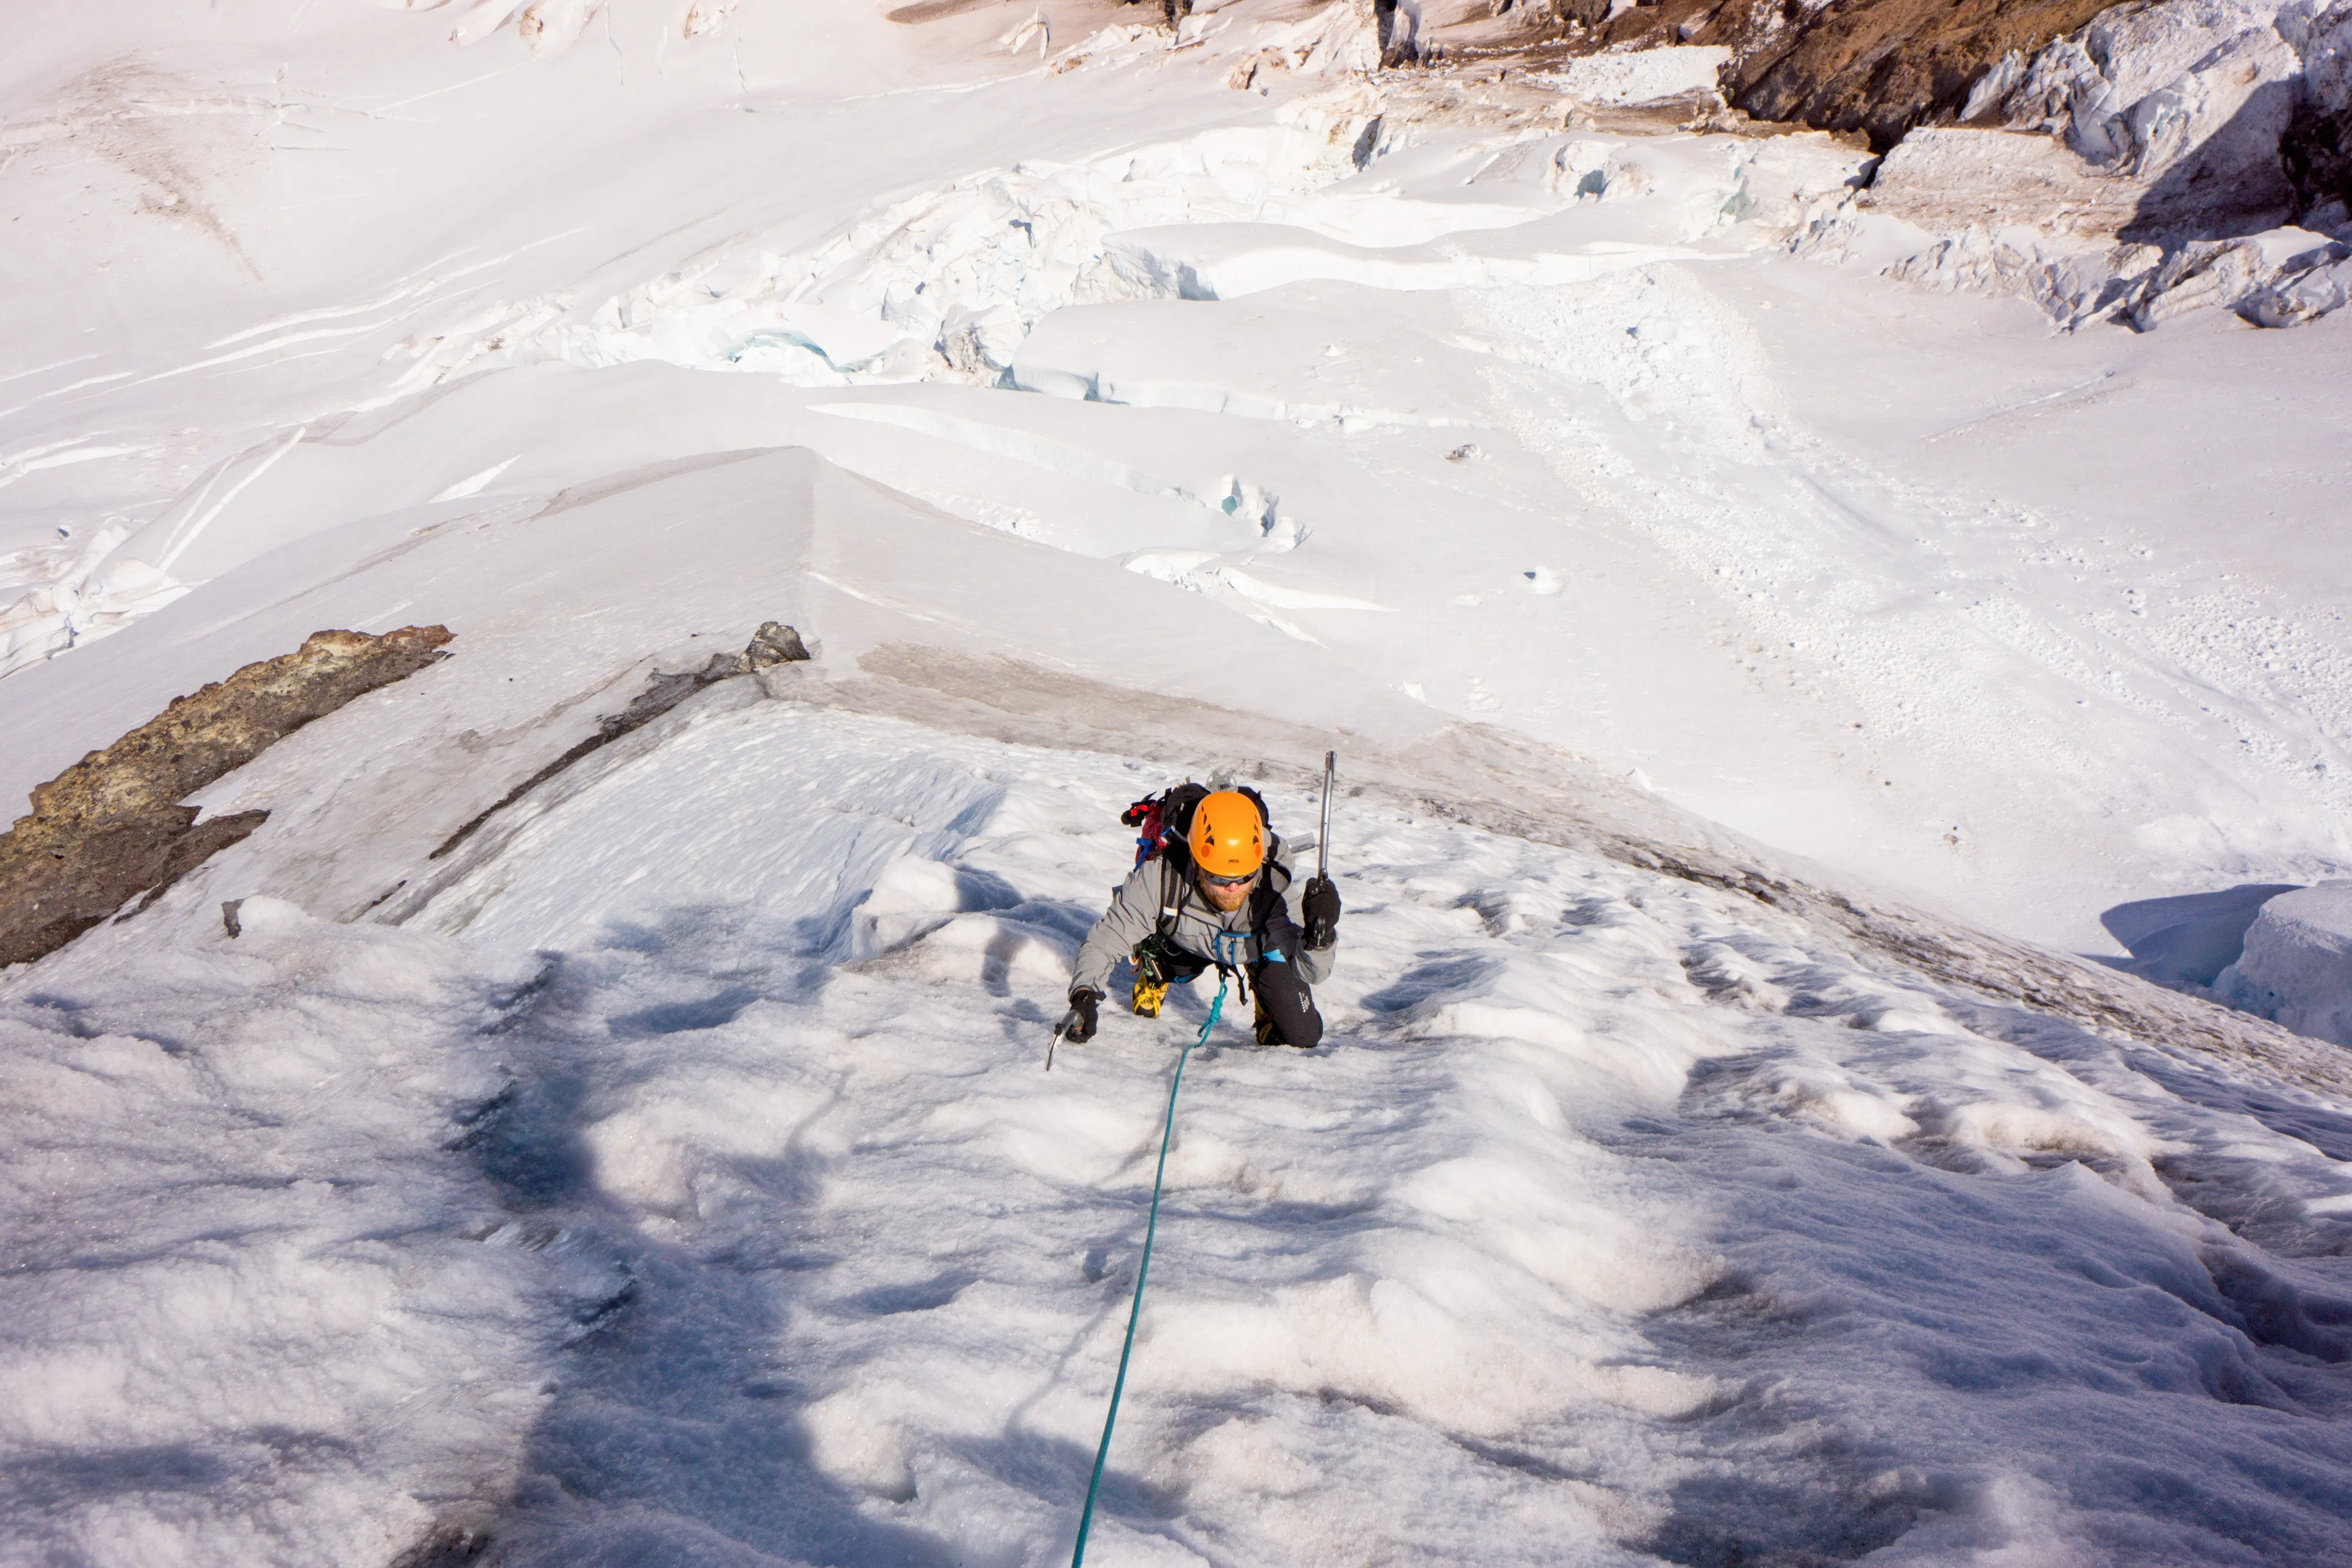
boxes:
[1725,0,2119,150]
[0,625,453,967]
[1512,0,2116,152]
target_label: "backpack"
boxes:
[1120,782,1272,870]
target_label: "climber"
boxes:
[1057,788,1340,1049]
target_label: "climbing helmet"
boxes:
[1187,790,1266,878]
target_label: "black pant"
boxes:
[1251,958,1322,1048]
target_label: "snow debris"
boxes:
[486,99,1865,398]
[1536,46,1732,110]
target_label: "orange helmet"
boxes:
[1188,791,1266,878]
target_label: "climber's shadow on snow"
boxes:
[417,955,965,1568]
[607,984,761,1038]
[949,864,1024,913]
[1358,952,1498,1016]
[974,894,1093,1002]
[3,1442,236,1518]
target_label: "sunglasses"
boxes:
[1201,869,1257,890]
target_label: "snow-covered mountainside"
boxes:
[2,2,2349,1564]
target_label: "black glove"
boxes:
[1302,876,1341,950]
[1059,989,1101,1043]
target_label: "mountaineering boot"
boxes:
[1132,935,1202,1018]
[1254,994,1279,1045]
[1133,972,1169,1018]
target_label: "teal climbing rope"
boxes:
[1069,969,1230,1568]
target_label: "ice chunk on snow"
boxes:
[2214,881,2352,1047]
[1538,48,1730,109]
[1976,1,2301,193]
[2246,255,2352,326]
[1808,123,2351,329]
[2128,226,2349,329]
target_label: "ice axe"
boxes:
[1305,750,1337,949]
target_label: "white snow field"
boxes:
[2,1,2352,1565]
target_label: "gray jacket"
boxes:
[1072,841,1335,997]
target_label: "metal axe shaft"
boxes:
[1317,751,1335,881]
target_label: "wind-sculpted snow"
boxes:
[7,700,2349,1564]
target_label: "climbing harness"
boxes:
[1129,931,1202,1018]
[1069,962,1235,1568]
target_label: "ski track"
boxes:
[6,703,2348,1565]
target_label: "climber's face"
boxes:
[1200,867,1255,913]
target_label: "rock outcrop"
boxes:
[0,625,452,967]
[1727,0,2120,151]
[1734,0,2352,329]
[1473,0,2119,149]
[1466,0,2350,240]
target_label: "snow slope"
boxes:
[3,2,2352,1564]
[10,670,2352,1565]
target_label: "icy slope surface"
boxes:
[8,699,2352,1566]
